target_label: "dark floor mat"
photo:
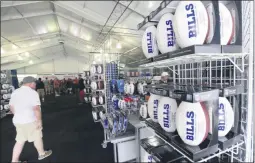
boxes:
[0,96,113,162]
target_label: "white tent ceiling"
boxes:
[1,1,162,70]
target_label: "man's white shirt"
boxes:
[9,86,41,124]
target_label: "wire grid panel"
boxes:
[241,1,254,162]
[161,1,253,161]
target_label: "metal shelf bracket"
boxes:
[226,54,245,73]
[168,66,179,76]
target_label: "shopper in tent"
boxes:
[78,75,85,104]
[73,77,79,95]
[9,76,52,162]
[66,78,73,95]
[54,78,60,96]
[160,72,170,84]
[36,78,45,102]
[49,79,54,94]
[43,77,50,95]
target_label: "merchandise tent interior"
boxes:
[0,1,254,163]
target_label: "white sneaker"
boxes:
[38,150,52,160]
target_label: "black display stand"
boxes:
[144,83,220,161]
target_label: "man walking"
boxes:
[160,72,170,84]
[36,78,45,102]
[43,77,50,95]
[9,76,52,162]
[54,78,60,96]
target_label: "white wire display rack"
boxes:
[141,120,245,163]
[127,0,254,162]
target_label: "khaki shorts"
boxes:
[45,86,51,93]
[37,89,45,97]
[14,122,43,143]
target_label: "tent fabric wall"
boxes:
[17,56,89,74]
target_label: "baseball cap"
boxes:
[161,72,169,76]
[22,76,36,84]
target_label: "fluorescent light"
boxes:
[40,28,47,34]
[116,42,122,49]
[84,35,91,41]
[148,1,153,8]
[29,60,33,64]
[25,52,30,57]
[1,47,4,54]
[12,44,18,49]
[18,56,23,60]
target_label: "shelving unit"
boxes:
[127,0,253,162]
[84,71,92,103]
[1,70,15,119]
[90,63,106,123]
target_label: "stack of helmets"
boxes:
[205,2,234,45]
[92,110,100,121]
[1,90,8,94]
[176,101,210,146]
[91,81,104,90]
[122,111,129,132]
[97,81,104,90]
[88,95,92,102]
[124,83,131,94]
[117,79,125,93]
[129,82,135,95]
[140,104,148,119]
[92,95,99,106]
[91,81,97,90]
[85,71,90,76]
[108,112,119,135]
[1,73,6,78]
[110,79,118,93]
[4,104,10,110]
[98,94,105,105]
[137,82,142,94]
[138,81,147,95]
[118,98,122,109]
[91,65,97,74]
[90,64,103,74]
[2,84,10,89]
[141,82,147,95]
[112,95,119,110]
[157,97,178,132]
[117,112,124,132]
[97,64,103,74]
[147,94,162,122]
[207,97,234,137]
[3,94,11,100]
[142,26,159,59]
[84,95,89,102]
